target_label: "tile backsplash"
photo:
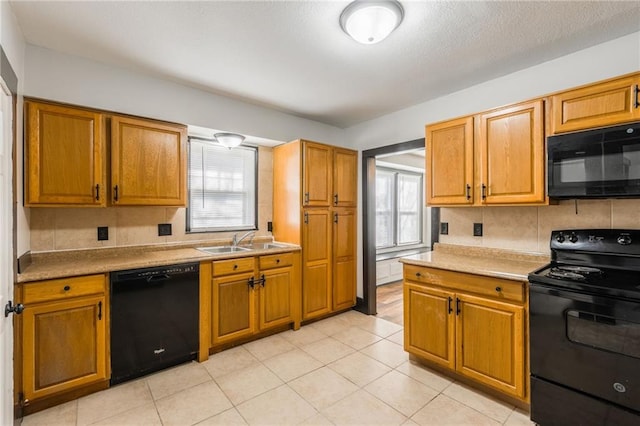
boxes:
[29,147,274,252]
[439,199,640,254]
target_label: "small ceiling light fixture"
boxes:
[340,0,404,45]
[214,132,245,149]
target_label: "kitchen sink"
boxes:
[250,242,289,249]
[197,246,253,254]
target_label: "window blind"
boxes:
[188,139,257,232]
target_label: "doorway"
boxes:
[359,139,439,317]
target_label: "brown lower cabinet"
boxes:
[209,252,301,348]
[403,264,527,402]
[16,274,109,413]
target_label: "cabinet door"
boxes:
[258,267,293,331]
[455,293,525,398]
[111,116,186,206]
[25,101,105,206]
[212,272,255,346]
[403,282,455,369]
[550,74,640,134]
[332,208,356,311]
[302,209,332,319]
[479,100,545,204]
[302,142,332,206]
[22,295,107,401]
[333,148,357,207]
[426,116,474,205]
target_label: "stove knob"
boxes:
[569,232,578,243]
[555,232,565,243]
[617,234,632,245]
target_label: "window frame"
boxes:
[186,136,259,233]
[375,165,424,251]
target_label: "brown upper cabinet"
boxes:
[549,73,640,134]
[302,141,357,207]
[25,100,187,207]
[426,99,545,206]
[111,116,186,206]
[25,101,106,206]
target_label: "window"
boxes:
[375,167,423,249]
[187,137,257,232]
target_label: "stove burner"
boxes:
[548,265,603,281]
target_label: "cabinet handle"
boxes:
[456,298,461,315]
[4,301,24,317]
[304,192,309,204]
[248,276,255,289]
[448,297,453,314]
[95,184,100,201]
[260,274,266,287]
[635,85,639,109]
[465,184,471,201]
[304,211,309,224]
[334,212,338,224]
[495,286,502,292]
[334,194,338,205]
[98,301,102,320]
[113,185,119,202]
[63,285,70,291]
[481,184,487,201]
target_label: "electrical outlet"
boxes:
[97,226,109,241]
[158,223,172,236]
[267,221,273,232]
[440,222,448,235]
[473,223,483,237]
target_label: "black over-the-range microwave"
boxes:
[547,121,640,198]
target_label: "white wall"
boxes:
[1,1,27,256]
[24,45,345,146]
[349,32,640,298]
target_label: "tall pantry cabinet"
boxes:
[273,140,357,321]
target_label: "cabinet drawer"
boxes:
[404,265,524,303]
[212,257,255,276]
[23,274,106,304]
[259,253,293,270]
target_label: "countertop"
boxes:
[17,241,301,283]
[399,243,549,281]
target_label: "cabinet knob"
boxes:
[233,264,238,270]
[415,272,421,278]
[495,286,502,292]
[276,259,280,263]
[64,285,71,291]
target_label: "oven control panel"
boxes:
[551,229,640,255]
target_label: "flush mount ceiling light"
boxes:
[340,0,404,45]
[214,132,245,149]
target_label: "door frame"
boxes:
[358,138,439,315]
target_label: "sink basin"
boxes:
[197,246,253,254]
[251,242,289,250]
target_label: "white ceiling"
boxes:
[9,1,640,129]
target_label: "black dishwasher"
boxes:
[110,262,199,385]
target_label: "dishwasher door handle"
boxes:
[146,274,170,283]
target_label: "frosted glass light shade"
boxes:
[340,0,404,45]
[214,132,245,149]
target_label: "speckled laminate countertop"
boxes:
[399,243,549,281]
[17,241,301,283]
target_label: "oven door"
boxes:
[529,282,640,412]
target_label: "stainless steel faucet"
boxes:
[232,231,256,247]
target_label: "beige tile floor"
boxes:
[22,310,534,426]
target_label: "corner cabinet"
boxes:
[549,73,640,134]
[16,274,109,412]
[273,139,357,321]
[24,99,187,207]
[403,264,527,402]
[25,101,106,207]
[425,99,546,206]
